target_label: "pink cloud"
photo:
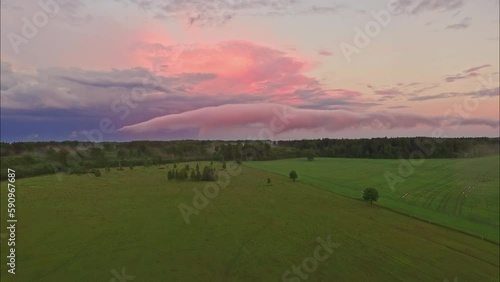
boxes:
[133,40,318,95]
[119,103,499,138]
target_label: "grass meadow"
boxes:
[0,159,499,281]
[247,156,500,243]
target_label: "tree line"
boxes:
[0,137,498,180]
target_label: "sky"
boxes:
[0,0,499,142]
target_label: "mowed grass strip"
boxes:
[246,156,500,243]
[0,163,498,281]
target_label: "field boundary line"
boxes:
[244,164,500,246]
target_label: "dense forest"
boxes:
[0,137,498,180]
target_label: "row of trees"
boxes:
[277,137,499,159]
[167,163,218,182]
[1,137,498,180]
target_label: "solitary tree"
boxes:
[305,149,316,161]
[362,187,379,205]
[267,178,272,185]
[289,170,298,182]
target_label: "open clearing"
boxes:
[247,156,500,243]
[1,162,499,281]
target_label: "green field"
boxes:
[1,161,499,281]
[247,156,500,243]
